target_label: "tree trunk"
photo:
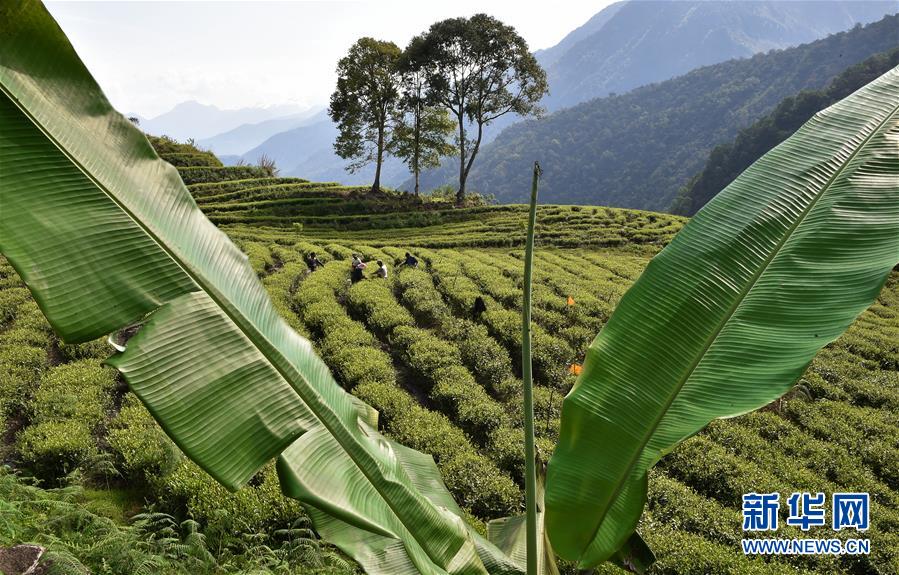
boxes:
[459,120,484,205]
[373,125,384,193]
[414,104,421,195]
[456,107,466,206]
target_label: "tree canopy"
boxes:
[405,14,547,204]
[328,37,403,193]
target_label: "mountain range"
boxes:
[537,0,898,110]
[237,0,896,192]
[146,0,898,205]
[413,12,899,210]
[134,100,313,143]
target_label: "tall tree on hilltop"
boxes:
[392,42,456,195]
[407,14,547,205]
[329,38,402,193]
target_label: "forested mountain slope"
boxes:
[540,0,897,111]
[415,14,899,211]
[671,47,899,215]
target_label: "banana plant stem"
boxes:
[522,161,541,575]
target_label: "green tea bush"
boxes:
[108,394,181,483]
[345,280,415,338]
[395,267,519,401]
[17,420,98,479]
[482,307,574,389]
[17,361,116,481]
[0,345,48,414]
[160,460,304,536]
[646,472,741,547]
[30,360,116,424]
[396,267,451,326]
[783,399,899,489]
[160,152,223,168]
[392,326,511,443]
[293,261,520,517]
[177,166,269,185]
[58,336,111,361]
[0,286,29,326]
[241,241,276,275]
[643,524,802,575]
[0,327,49,349]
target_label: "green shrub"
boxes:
[0,345,48,412]
[108,394,181,483]
[160,460,304,537]
[58,336,113,361]
[0,287,30,326]
[30,361,116,424]
[0,327,49,348]
[160,152,223,168]
[18,420,97,480]
[177,166,269,185]
[439,450,521,518]
[346,280,415,338]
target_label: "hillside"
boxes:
[241,1,897,195]
[196,109,321,156]
[670,47,899,215]
[3,139,898,574]
[414,14,899,211]
[228,113,411,188]
[539,0,897,111]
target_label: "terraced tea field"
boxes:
[1,146,897,575]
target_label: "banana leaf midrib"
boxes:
[0,82,446,566]
[579,97,899,549]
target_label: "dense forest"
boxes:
[414,14,899,211]
[670,47,899,215]
[537,0,896,111]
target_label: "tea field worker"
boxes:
[372,260,388,279]
[472,295,487,319]
[351,254,367,284]
[306,252,323,272]
[398,252,419,268]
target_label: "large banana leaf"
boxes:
[545,67,899,567]
[0,3,515,573]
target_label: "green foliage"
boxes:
[16,361,115,481]
[671,47,899,215]
[30,361,115,424]
[0,467,357,575]
[2,43,898,572]
[108,394,181,483]
[160,461,304,536]
[17,420,98,480]
[416,14,899,210]
[176,165,270,185]
[160,152,223,168]
[329,37,403,191]
[391,63,456,194]
[294,261,521,518]
[406,14,547,201]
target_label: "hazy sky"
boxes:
[46,1,615,118]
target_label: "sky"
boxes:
[45,0,616,119]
